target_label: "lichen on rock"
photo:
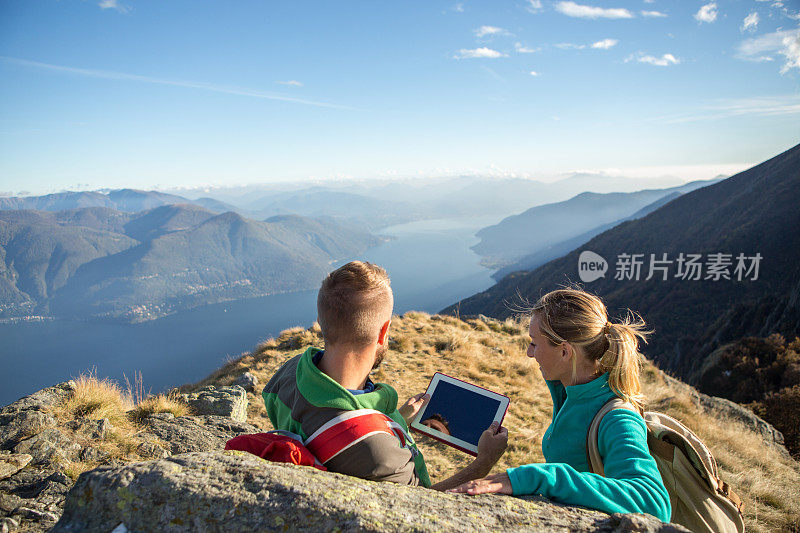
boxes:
[53,451,687,532]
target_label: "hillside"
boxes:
[2,313,798,531]
[0,206,379,322]
[472,180,718,270]
[444,143,800,383]
[189,313,800,533]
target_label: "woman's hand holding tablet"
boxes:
[409,372,510,456]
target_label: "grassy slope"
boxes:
[191,312,800,533]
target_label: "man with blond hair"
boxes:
[263,261,507,488]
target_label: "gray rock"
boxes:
[13,506,59,523]
[0,411,57,450]
[0,382,75,417]
[180,386,248,422]
[53,452,687,532]
[78,447,110,464]
[64,418,111,441]
[233,372,259,393]
[140,415,258,455]
[0,455,31,481]
[135,440,169,460]
[13,429,80,466]
[0,517,19,533]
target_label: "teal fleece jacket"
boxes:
[506,374,671,522]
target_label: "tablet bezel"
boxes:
[409,372,509,456]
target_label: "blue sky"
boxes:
[1,0,798,194]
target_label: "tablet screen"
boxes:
[410,372,509,455]
[421,380,501,444]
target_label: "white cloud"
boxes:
[453,3,464,12]
[515,42,541,53]
[737,29,800,73]
[555,43,586,50]
[555,1,634,19]
[525,0,543,13]
[591,38,618,49]
[694,3,718,23]
[1,57,353,109]
[475,26,511,38]
[641,10,667,18]
[530,71,540,76]
[276,80,303,87]
[630,53,680,66]
[741,12,759,33]
[780,31,800,73]
[454,47,508,59]
[98,0,129,13]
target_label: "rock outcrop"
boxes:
[180,386,248,422]
[0,383,258,532]
[53,451,687,533]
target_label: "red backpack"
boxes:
[225,408,412,470]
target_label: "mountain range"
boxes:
[0,204,378,322]
[443,143,800,384]
[474,179,721,278]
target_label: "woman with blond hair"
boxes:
[450,288,671,522]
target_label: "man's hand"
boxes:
[399,392,430,425]
[474,422,508,476]
[447,472,513,496]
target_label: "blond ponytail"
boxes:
[529,289,652,412]
[600,314,650,412]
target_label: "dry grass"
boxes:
[199,312,800,532]
[52,370,134,426]
[128,392,191,423]
[49,369,191,477]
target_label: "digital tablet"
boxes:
[409,372,510,456]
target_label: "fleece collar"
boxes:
[295,347,398,413]
[563,372,612,400]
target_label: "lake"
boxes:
[0,215,502,406]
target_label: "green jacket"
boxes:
[506,374,671,522]
[262,347,431,487]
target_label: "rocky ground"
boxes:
[0,381,256,532]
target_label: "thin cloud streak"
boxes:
[1,57,355,110]
[651,96,800,124]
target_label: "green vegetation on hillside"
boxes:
[0,205,378,321]
[697,335,800,458]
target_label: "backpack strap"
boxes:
[304,408,412,464]
[586,397,639,476]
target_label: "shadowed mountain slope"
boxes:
[443,143,800,381]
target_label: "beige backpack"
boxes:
[587,398,745,532]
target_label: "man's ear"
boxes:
[377,319,391,346]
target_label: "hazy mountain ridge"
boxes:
[473,179,721,272]
[443,143,800,384]
[491,191,686,280]
[172,173,693,231]
[0,205,379,322]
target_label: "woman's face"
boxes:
[527,314,570,382]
